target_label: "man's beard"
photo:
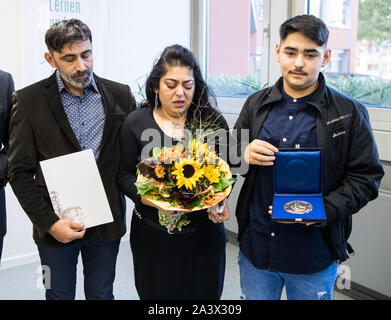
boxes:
[58,68,93,89]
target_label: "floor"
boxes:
[0,240,352,300]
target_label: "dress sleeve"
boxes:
[117,113,143,208]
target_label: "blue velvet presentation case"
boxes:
[272,148,326,222]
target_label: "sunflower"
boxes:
[172,157,204,190]
[203,164,221,184]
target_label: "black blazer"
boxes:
[8,72,136,245]
[0,70,14,238]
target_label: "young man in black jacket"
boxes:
[234,14,384,300]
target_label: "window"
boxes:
[309,0,391,109]
[309,0,352,28]
[206,0,267,99]
[327,49,349,73]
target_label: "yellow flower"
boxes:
[204,149,218,165]
[190,139,215,164]
[188,139,205,155]
[203,164,221,184]
[172,157,204,190]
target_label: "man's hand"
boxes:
[244,139,278,166]
[48,219,86,244]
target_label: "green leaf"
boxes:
[134,181,158,195]
[188,197,203,209]
[213,176,236,193]
[152,147,162,161]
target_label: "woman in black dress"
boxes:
[117,44,230,299]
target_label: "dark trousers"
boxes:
[0,237,3,264]
[37,232,120,300]
[0,187,5,264]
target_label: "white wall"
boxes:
[108,0,191,100]
[0,0,190,269]
[0,0,23,89]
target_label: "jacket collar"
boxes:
[93,74,115,158]
[307,72,329,114]
[43,73,81,150]
[261,72,329,114]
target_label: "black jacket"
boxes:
[0,70,14,238]
[0,70,14,188]
[8,73,136,245]
[233,73,384,263]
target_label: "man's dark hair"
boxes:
[279,14,329,47]
[45,19,92,53]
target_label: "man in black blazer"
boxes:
[8,19,136,299]
[0,70,14,264]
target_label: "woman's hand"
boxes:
[208,198,229,223]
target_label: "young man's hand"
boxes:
[244,140,278,166]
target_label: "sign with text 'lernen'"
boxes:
[20,0,111,87]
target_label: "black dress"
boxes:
[117,106,228,300]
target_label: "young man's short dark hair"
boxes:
[45,19,92,53]
[279,14,329,47]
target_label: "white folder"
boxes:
[40,149,114,229]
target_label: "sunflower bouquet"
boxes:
[134,138,236,233]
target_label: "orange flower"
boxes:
[154,165,166,178]
[159,149,172,164]
[172,144,185,161]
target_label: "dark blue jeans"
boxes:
[37,232,120,300]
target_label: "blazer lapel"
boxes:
[43,73,81,150]
[94,74,114,158]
